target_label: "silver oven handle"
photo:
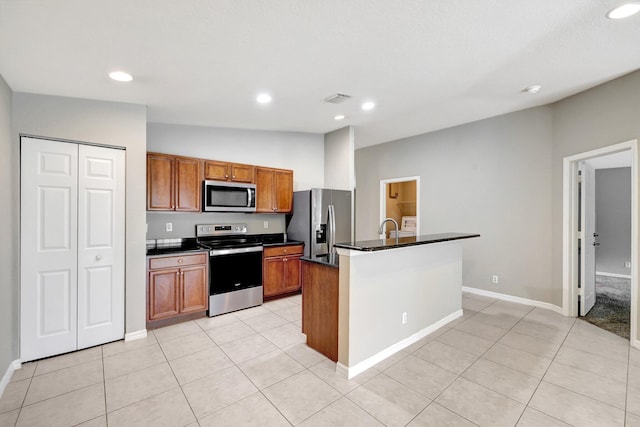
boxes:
[209,246,263,256]
[247,188,253,207]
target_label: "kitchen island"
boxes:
[303,232,479,379]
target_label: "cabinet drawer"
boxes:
[148,252,208,269]
[264,244,303,258]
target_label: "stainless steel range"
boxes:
[196,224,263,316]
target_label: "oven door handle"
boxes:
[209,246,263,256]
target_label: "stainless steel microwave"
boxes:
[203,181,256,212]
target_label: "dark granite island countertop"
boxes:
[334,232,480,252]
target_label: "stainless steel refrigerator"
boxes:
[286,189,352,258]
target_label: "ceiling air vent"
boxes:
[323,93,351,104]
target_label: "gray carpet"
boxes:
[583,275,631,339]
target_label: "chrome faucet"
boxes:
[378,218,399,244]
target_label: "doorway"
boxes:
[562,139,638,347]
[20,136,126,361]
[583,154,632,338]
[379,176,420,238]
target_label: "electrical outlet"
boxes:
[263,221,269,229]
[625,261,631,268]
[165,222,173,232]
[492,275,499,284]
[402,312,407,324]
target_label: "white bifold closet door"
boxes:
[21,137,125,362]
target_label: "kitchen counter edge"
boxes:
[334,232,480,252]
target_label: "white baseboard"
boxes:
[596,271,632,279]
[462,286,564,315]
[124,329,147,342]
[338,310,463,379]
[632,339,640,351]
[0,359,21,399]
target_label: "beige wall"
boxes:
[356,106,555,303]
[551,70,640,337]
[324,126,355,191]
[356,69,640,343]
[147,122,324,191]
[0,75,16,372]
[12,93,148,335]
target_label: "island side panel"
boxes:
[301,261,339,361]
[341,241,463,369]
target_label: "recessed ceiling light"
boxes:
[334,115,345,121]
[524,85,542,94]
[606,2,640,19]
[256,93,272,104]
[361,101,375,111]
[109,71,133,82]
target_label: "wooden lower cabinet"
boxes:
[301,260,339,361]
[148,268,181,320]
[263,244,303,298]
[147,252,208,326]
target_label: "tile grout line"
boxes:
[156,327,202,425]
[101,345,108,427]
[418,303,536,425]
[511,314,576,426]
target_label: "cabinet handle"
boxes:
[232,175,236,179]
[225,174,229,178]
[176,271,179,277]
[178,259,183,263]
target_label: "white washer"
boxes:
[389,230,415,238]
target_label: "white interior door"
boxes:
[21,137,79,361]
[77,145,125,348]
[579,161,596,316]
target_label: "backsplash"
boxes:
[146,212,286,239]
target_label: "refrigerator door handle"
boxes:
[328,204,336,254]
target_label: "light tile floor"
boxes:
[2,292,640,426]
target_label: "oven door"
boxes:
[209,246,263,295]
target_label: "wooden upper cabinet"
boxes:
[147,152,201,212]
[174,156,201,211]
[203,160,229,181]
[255,167,293,213]
[255,167,276,212]
[274,169,293,213]
[204,160,254,183]
[147,153,174,210]
[230,163,254,183]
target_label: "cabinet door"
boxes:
[204,160,229,181]
[263,257,284,297]
[175,156,201,212]
[147,153,174,210]
[180,265,208,313]
[283,256,301,293]
[148,269,180,320]
[230,163,255,183]
[255,167,275,213]
[274,169,293,213]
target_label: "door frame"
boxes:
[562,139,638,348]
[379,176,420,237]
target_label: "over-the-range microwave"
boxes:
[202,180,256,212]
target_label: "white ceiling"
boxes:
[0,1,638,148]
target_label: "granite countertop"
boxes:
[334,232,480,252]
[262,239,304,247]
[301,253,339,268]
[146,234,303,256]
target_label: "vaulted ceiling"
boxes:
[1,1,638,147]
